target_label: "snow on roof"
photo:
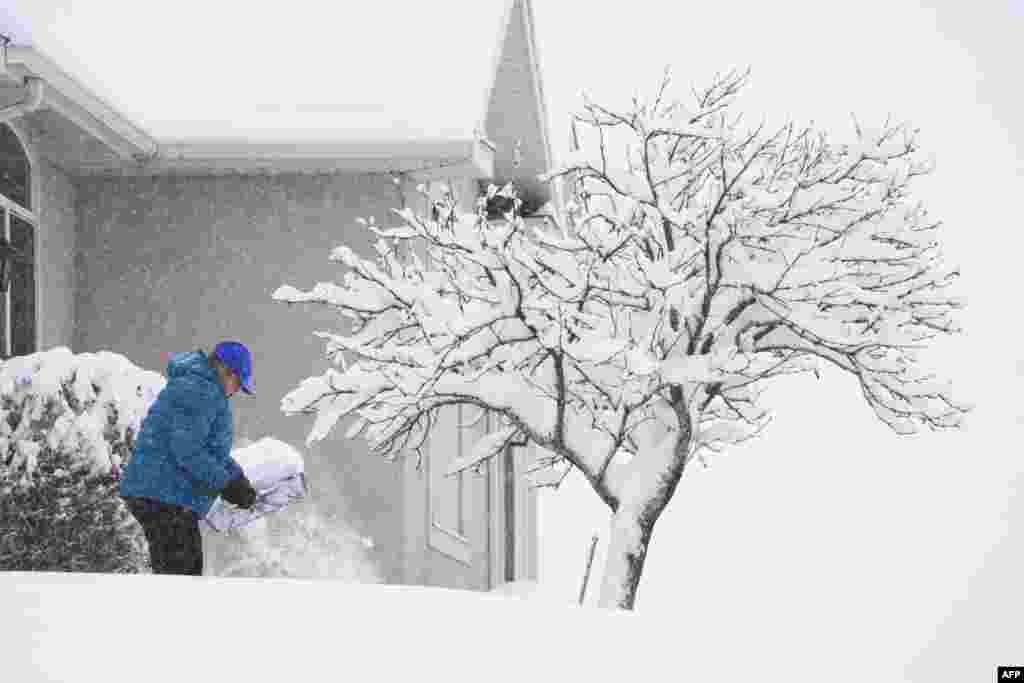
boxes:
[4,0,512,144]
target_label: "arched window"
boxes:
[0,124,36,359]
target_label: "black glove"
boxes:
[221,474,258,509]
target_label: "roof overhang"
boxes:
[1,0,547,181]
[5,46,157,162]
[77,137,495,179]
[3,46,496,178]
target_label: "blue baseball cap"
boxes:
[213,341,254,395]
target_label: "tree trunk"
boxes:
[592,396,692,610]
[595,508,656,610]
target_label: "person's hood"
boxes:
[167,350,218,386]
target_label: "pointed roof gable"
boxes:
[480,0,555,209]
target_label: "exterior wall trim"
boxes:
[6,46,157,160]
[1,119,44,354]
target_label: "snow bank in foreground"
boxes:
[3,572,640,683]
[1,570,939,682]
[488,579,579,606]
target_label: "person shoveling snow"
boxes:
[120,341,262,575]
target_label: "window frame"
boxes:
[0,127,37,360]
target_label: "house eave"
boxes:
[5,45,499,178]
[6,45,158,161]
[69,136,495,178]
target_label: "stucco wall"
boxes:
[6,119,77,352]
[37,158,78,351]
[74,171,409,582]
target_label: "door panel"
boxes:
[402,402,492,590]
[428,404,473,565]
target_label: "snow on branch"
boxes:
[445,424,519,477]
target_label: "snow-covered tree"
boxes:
[0,347,165,572]
[273,69,969,609]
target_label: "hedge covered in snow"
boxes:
[0,347,166,572]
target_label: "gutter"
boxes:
[0,35,44,123]
[5,44,158,160]
[140,135,495,179]
[0,76,43,123]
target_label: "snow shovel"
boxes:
[203,471,307,532]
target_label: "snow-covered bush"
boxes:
[0,347,166,573]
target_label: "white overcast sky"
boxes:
[3,0,1022,679]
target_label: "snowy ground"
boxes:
[0,569,946,682]
[3,572,652,683]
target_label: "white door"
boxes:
[403,403,493,590]
[426,403,477,567]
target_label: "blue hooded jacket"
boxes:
[120,350,243,517]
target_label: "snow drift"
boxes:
[2,571,647,683]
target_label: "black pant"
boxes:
[123,496,204,576]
